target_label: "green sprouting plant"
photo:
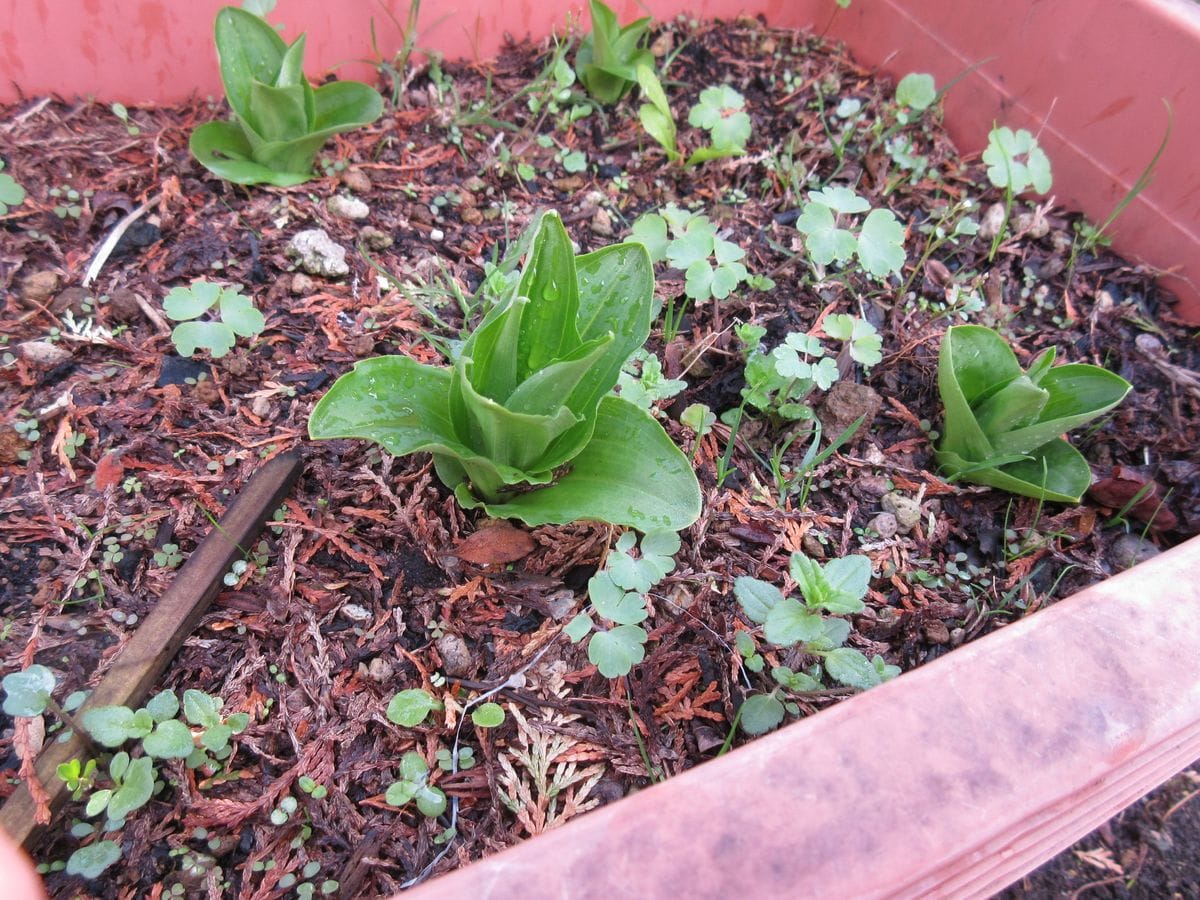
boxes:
[153,543,184,569]
[733,552,899,735]
[1071,101,1172,259]
[685,85,751,164]
[935,325,1131,503]
[436,746,476,771]
[309,211,701,530]
[982,125,1052,261]
[163,278,266,358]
[902,197,979,297]
[734,315,880,423]
[893,73,936,122]
[575,0,653,104]
[564,529,679,678]
[0,160,26,215]
[189,6,383,185]
[680,403,715,461]
[50,184,92,219]
[3,670,250,878]
[110,102,140,135]
[636,63,680,163]
[795,186,906,280]
[386,752,447,818]
[627,204,751,310]
[616,349,687,413]
[369,0,424,108]
[386,688,444,727]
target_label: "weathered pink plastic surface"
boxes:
[2,0,1198,318]
[405,535,1200,898]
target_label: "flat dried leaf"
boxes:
[454,522,536,565]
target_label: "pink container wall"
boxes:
[2,0,1198,320]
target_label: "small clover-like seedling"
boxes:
[733,552,899,735]
[982,126,1053,260]
[2,664,56,716]
[894,73,936,120]
[565,530,679,678]
[0,160,26,215]
[796,187,906,280]
[436,747,476,771]
[386,688,444,727]
[983,126,1053,196]
[163,279,265,359]
[822,314,883,367]
[385,752,447,818]
[627,205,752,305]
[687,85,752,165]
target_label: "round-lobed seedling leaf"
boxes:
[2,665,56,717]
[66,841,122,879]
[470,702,506,729]
[386,689,442,727]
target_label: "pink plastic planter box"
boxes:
[2,0,1199,894]
[3,0,1199,321]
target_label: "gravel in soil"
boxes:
[1,15,1198,896]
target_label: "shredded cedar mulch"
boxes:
[1,16,1198,897]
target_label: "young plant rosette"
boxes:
[189,6,383,186]
[935,324,1131,503]
[308,212,702,530]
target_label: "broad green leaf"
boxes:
[856,208,907,278]
[66,841,122,879]
[797,202,856,265]
[2,665,56,717]
[143,720,195,759]
[248,79,310,142]
[937,439,1095,504]
[470,702,506,728]
[189,121,315,187]
[640,529,681,559]
[825,647,884,690]
[710,263,744,299]
[807,616,852,652]
[183,689,223,729]
[106,756,154,821]
[937,325,1023,463]
[587,625,648,677]
[764,597,825,646]
[991,364,1130,456]
[201,722,234,751]
[214,7,289,125]
[666,220,716,270]
[515,213,583,376]
[387,689,441,727]
[684,260,716,301]
[219,290,266,336]
[684,145,742,167]
[813,554,871,614]
[808,186,869,215]
[734,576,783,625]
[972,376,1049,437]
[738,693,785,735]
[459,396,701,530]
[163,280,222,321]
[82,706,137,747]
[144,691,179,723]
[895,73,936,110]
[639,105,679,163]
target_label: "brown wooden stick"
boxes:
[0,450,304,849]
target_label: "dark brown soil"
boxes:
[1,14,1198,898]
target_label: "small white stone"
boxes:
[340,602,372,623]
[430,228,445,242]
[327,195,370,220]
